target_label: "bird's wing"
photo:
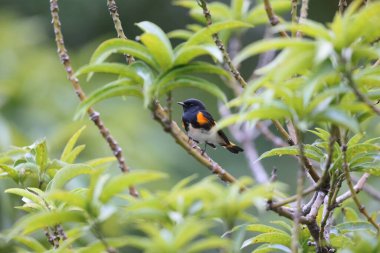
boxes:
[196,110,216,130]
[216,129,230,145]
[198,110,230,145]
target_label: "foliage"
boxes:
[1,0,380,252]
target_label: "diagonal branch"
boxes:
[263,0,289,38]
[107,0,135,64]
[49,0,138,198]
[197,0,247,88]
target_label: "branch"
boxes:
[336,172,370,204]
[197,0,247,88]
[291,129,307,253]
[339,0,348,14]
[296,0,309,38]
[107,0,134,64]
[49,0,138,197]
[263,0,289,38]
[291,0,298,37]
[341,141,379,232]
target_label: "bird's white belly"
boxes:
[188,125,218,145]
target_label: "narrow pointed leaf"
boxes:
[233,38,314,65]
[137,21,174,70]
[48,164,94,190]
[186,20,252,46]
[61,126,86,162]
[155,62,229,95]
[159,76,227,102]
[75,79,142,119]
[35,139,48,171]
[241,232,291,249]
[313,108,360,132]
[0,164,18,182]
[100,171,167,203]
[8,210,86,238]
[174,44,223,65]
[75,63,143,83]
[89,38,158,69]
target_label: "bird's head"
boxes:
[177,98,206,112]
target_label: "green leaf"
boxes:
[258,145,323,162]
[8,210,86,238]
[252,244,291,253]
[129,61,155,107]
[77,236,149,253]
[312,108,360,132]
[35,139,48,171]
[168,29,193,40]
[47,190,87,209]
[184,237,229,253]
[159,76,227,102]
[0,164,18,182]
[48,164,95,190]
[14,235,47,252]
[275,20,332,40]
[245,224,288,235]
[89,38,158,70]
[246,0,291,25]
[217,102,291,129]
[5,188,45,207]
[136,21,174,71]
[335,221,375,233]
[241,232,291,249]
[75,63,143,83]
[99,171,167,202]
[86,157,116,167]
[174,44,223,65]
[155,62,229,95]
[330,234,354,249]
[186,20,252,46]
[234,38,314,65]
[61,126,86,162]
[63,145,86,164]
[75,79,142,119]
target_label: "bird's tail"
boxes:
[225,143,244,154]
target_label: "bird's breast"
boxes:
[187,124,219,144]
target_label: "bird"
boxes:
[177,98,244,154]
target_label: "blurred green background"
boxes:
[2,0,375,238]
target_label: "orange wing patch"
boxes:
[197,111,209,125]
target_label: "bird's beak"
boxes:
[177,102,185,106]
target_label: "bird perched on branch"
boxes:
[178,98,244,154]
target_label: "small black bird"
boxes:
[178,98,244,154]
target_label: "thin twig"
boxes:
[291,0,298,37]
[263,0,289,38]
[28,188,67,248]
[339,0,348,14]
[341,140,380,232]
[197,0,247,88]
[49,0,138,197]
[256,122,287,147]
[291,129,306,253]
[296,0,309,38]
[336,172,371,204]
[107,0,134,64]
